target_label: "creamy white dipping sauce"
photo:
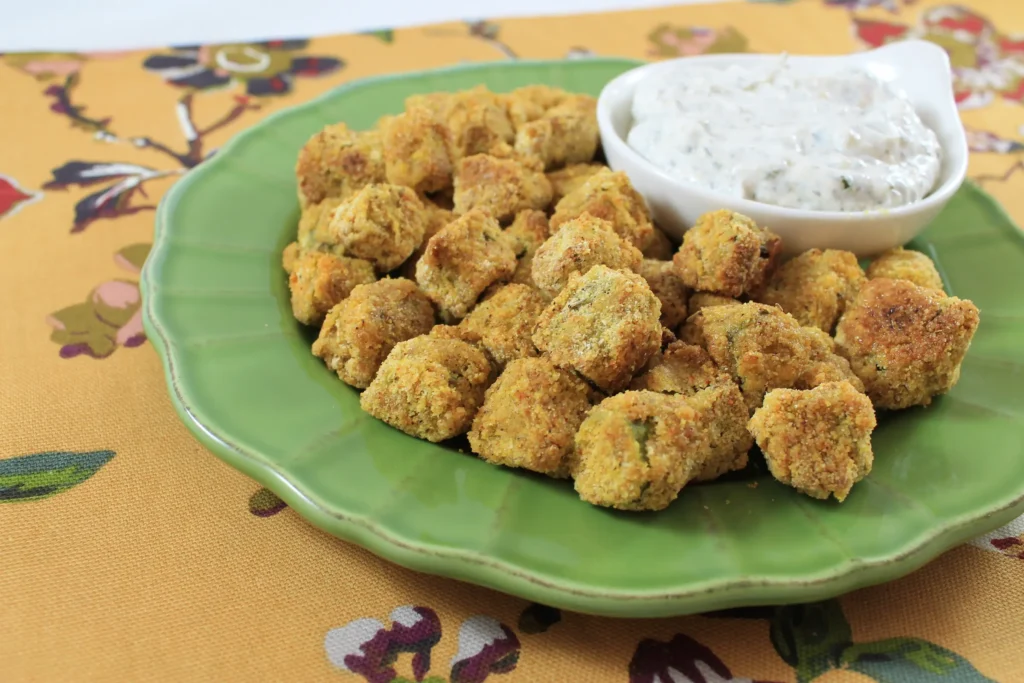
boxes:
[627,58,943,212]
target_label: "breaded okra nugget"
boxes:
[468,357,592,478]
[459,283,546,368]
[296,196,347,251]
[572,391,706,511]
[834,278,980,409]
[415,209,517,320]
[361,335,493,442]
[288,251,376,326]
[419,87,515,161]
[550,169,654,250]
[687,292,741,317]
[546,163,606,205]
[326,184,426,273]
[397,199,455,280]
[533,265,662,393]
[757,248,866,333]
[382,105,453,194]
[630,341,730,396]
[674,209,782,297]
[686,302,862,411]
[452,153,553,223]
[642,227,676,261]
[638,259,690,330]
[503,85,569,129]
[312,278,435,388]
[502,209,551,289]
[689,383,753,481]
[866,246,945,292]
[531,214,643,298]
[295,123,385,207]
[513,94,599,170]
[748,381,876,501]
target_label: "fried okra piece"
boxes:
[458,284,546,368]
[361,336,493,442]
[866,247,945,292]
[469,357,592,477]
[326,184,426,273]
[748,381,876,501]
[531,214,643,297]
[687,302,862,411]
[533,265,662,393]
[638,259,689,329]
[757,249,866,333]
[687,292,740,317]
[546,163,606,205]
[282,242,301,274]
[630,341,730,395]
[430,87,516,161]
[551,169,654,250]
[312,278,434,388]
[642,227,676,261]
[415,209,517,320]
[834,278,980,409]
[514,94,599,170]
[503,209,551,289]
[674,209,782,297]
[504,85,569,129]
[452,153,553,223]
[689,383,753,481]
[297,196,347,250]
[398,199,455,280]
[295,123,385,207]
[382,106,453,194]
[288,252,376,326]
[572,391,706,511]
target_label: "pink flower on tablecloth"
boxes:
[852,5,1024,109]
[325,606,443,682]
[648,24,748,58]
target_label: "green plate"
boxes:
[141,59,1024,618]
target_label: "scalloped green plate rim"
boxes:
[141,58,1024,618]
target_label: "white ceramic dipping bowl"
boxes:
[597,40,968,257]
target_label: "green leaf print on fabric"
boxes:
[0,450,114,502]
[842,638,995,682]
[768,600,996,682]
[363,29,395,43]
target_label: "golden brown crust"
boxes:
[757,249,866,333]
[382,106,453,194]
[459,283,546,368]
[638,259,690,330]
[673,210,782,298]
[642,227,676,261]
[282,241,301,275]
[452,153,553,223]
[397,200,455,280]
[533,265,662,393]
[503,85,570,129]
[513,95,599,170]
[434,87,516,162]
[546,163,606,205]
[687,292,741,317]
[297,196,347,250]
[688,383,753,481]
[572,391,706,511]
[415,209,517,320]
[550,169,654,250]
[312,278,435,388]
[748,381,876,501]
[531,214,643,297]
[469,357,592,478]
[687,302,862,411]
[295,123,385,207]
[630,341,730,396]
[288,251,376,326]
[866,247,945,292]
[834,278,980,409]
[360,336,493,442]
[503,209,551,289]
[326,184,426,273]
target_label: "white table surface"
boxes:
[0,0,723,52]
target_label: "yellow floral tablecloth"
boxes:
[3,0,1023,681]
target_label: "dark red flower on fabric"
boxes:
[0,173,38,220]
[449,616,520,683]
[629,633,780,683]
[325,606,443,683]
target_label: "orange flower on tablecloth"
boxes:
[853,5,1024,109]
